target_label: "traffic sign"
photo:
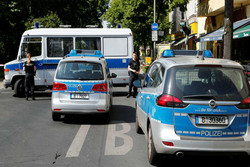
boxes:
[152,23,158,31]
[152,31,158,41]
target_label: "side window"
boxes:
[75,37,101,50]
[143,63,164,88]
[47,37,73,57]
[21,37,42,58]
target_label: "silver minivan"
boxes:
[51,50,116,121]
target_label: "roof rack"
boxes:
[65,49,104,58]
[162,50,213,58]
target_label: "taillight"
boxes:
[156,94,188,108]
[236,97,250,109]
[52,82,67,91]
[92,83,107,92]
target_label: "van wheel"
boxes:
[14,79,25,97]
[52,113,61,121]
[147,124,160,165]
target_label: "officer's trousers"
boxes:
[25,73,35,98]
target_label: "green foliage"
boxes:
[0,0,109,64]
[103,0,189,49]
[25,12,62,29]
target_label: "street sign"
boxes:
[152,31,158,41]
[152,23,158,31]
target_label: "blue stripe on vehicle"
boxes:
[5,59,60,71]
[137,92,249,138]
[106,58,130,68]
[174,104,248,138]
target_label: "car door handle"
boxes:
[146,96,150,100]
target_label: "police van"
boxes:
[134,50,250,165]
[4,28,133,97]
[51,49,115,121]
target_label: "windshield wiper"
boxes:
[183,94,216,100]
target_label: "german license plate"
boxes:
[196,115,228,125]
[70,93,89,99]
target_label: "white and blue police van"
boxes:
[134,50,250,165]
[4,28,133,97]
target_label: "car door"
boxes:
[137,63,163,132]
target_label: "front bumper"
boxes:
[3,79,11,88]
[151,119,250,155]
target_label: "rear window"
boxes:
[165,66,250,101]
[56,61,103,80]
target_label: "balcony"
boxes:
[197,0,250,17]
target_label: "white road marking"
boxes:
[66,125,90,157]
[104,121,133,155]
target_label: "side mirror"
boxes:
[133,80,142,88]
[111,73,117,78]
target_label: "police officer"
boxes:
[127,52,140,98]
[23,53,37,100]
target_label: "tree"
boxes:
[25,11,62,29]
[103,0,189,53]
[0,0,109,64]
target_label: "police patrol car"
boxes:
[51,50,116,121]
[134,50,250,165]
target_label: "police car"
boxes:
[134,50,250,165]
[51,50,116,121]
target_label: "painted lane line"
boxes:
[66,125,90,157]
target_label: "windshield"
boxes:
[56,61,104,80]
[164,66,250,101]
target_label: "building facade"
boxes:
[197,0,250,62]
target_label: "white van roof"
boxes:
[22,28,132,36]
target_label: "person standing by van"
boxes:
[23,53,37,100]
[127,52,140,98]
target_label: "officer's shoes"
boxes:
[32,97,35,100]
[127,94,131,98]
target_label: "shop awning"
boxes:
[200,18,250,42]
[174,35,195,46]
[233,24,250,39]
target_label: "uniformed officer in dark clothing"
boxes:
[127,52,140,98]
[23,53,37,100]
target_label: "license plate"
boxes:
[70,93,89,99]
[196,115,228,125]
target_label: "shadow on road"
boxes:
[156,154,249,167]
[61,104,136,125]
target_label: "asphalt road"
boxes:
[0,86,249,167]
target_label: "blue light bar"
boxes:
[161,50,213,58]
[162,50,174,57]
[67,49,104,58]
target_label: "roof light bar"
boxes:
[66,49,104,58]
[161,50,213,58]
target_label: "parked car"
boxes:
[134,50,250,165]
[51,50,116,121]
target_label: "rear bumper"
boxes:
[51,93,110,114]
[151,119,250,155]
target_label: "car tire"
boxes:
[52,113,61,121]
[135,110,143,134]
[14,79,25,97]
[147,124,160,165]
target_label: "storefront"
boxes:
[199,18,250,61]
